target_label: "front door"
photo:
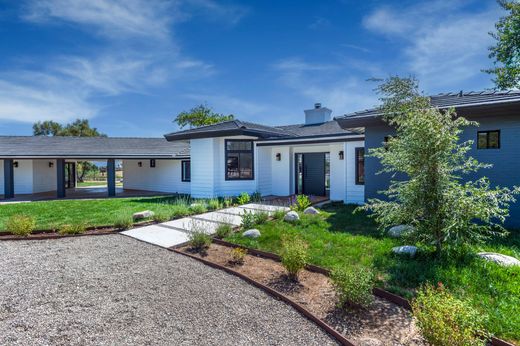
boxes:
[295,153,326,196]
[65,162,76,189]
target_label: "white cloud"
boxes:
[186,0,248,25]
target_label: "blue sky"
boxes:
[0,0,504,137]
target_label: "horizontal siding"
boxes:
[257,146,272,196]
[123,159,190,194]
[14,160,33,194]
[345,141,365,204]
[0,160,3,195]
[190,138,215,198]
[32,159,56,193]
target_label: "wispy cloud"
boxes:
[309,17,331,30]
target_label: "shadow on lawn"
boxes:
[321,203,382,238]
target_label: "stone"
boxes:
[392,245,418,257]
[303,207,320,215]
[477,252,520,267]
[242,229,261,239]
[388,225,415,238]
[132,210,155,220]
[284,211,300,222]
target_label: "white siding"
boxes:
[14,160,33,194]
[271,146,292,196]
[345,141,365,204]
[122,159,190,194]
[0,160,3,195]
[190,138,216,198]
[328,143,345,201]
[32,159,56,193]
[256,146,272,196]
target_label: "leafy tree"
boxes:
[33,119,105,182]
[485,0,520,89]
[174,104,234,129]
[361,76,520,255]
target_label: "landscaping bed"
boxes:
[175,241,425,346]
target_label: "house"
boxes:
[1,90,519,226]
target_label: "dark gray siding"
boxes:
[364,115,520,228]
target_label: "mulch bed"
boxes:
[176,242,426,346]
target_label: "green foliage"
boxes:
[113,214,133,230]
[223,197,234,208]
[251,191,262,202]
[236,192,251,205]
[190,203,207,214]
[188,229,212,252]
[485,0,520,89]
[280,237,309,281]
[207,198,222,211]
[174,104,234,129]
[330,266,374,308]
[290,194,312,212]
[360,77,520,255]
[6,215,36,236]
[273,209,286,220]
[152,211,171,223]
[229,247,247,265]
[412,284,487,346]
[215,224,233,239]
[58,223,87,235]
[254,211,269,225]
[241,210,256,230]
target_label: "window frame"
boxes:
[181,160,191,182]
[225,139,255,181]
[477,130,501,150]
[355,147,365,185]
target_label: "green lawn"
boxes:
[76,181,123,187]
[0,195,197,230]
[225,203,520,343]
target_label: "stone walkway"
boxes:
[121,203,289,248]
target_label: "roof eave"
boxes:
[164,129,286,141]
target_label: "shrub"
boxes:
[153,211,171,223]
[188,227,212,252]
[273,209,286,220]
[236,192,251,205]
[207,198,222,211]
[241,210,256,230]
[229,247,247,265]
[412,284,486,346]
[290,194,312,212]
[215,224,233,239]
[6,215,36,236]
[172,205,190,217]
[223,197,233,208]
[280,237,308,281]
[251,191,262,202]
[113,214,133,230]
[330,266,374,308]
[59,223,87,235]
[254,211,269,225]
[190,203,207,214]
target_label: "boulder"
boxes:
[284,211,300,222]
[242,229,261,239]
[132,210,154,220]
[388,225,415,238]
[303,207,320,215]
[392,245,418,257]
[477,252,520,267]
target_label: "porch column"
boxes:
[107,159,116,197]
[3,159,14,199]
[56,158,66,198]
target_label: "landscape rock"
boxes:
[392,245,418,257]
[242,229,261,239]
[303,207,320,215]
[284,211,300,222]
[388,225,415,238]
[132,210,155,220]
[477,252,520,267]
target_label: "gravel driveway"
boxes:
[0,235,337,345]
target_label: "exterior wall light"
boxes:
[138,161,143,167]
[275,153,281,161]
[150,159,156,168]
[13,161,18,168]
[49,161,54,168]
[339,151,344,160]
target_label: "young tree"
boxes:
[174,104,234,129]
[485,0,520,89]
[361,76,519,255]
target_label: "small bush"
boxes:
[241,210,256,230]
[412,284,486,346]
[330,266,375,308]
[190,203,207,214]
[290,194,312,212]
[273,209,286,220]
[254,211,269,225]
[229,247,247,265]
[59,223,87,235]
[172,205,190,217]
[6,215,36,236]
[223,197,234,208]
[281,237,309,281]
[207,198,222,211]
[215,224,233,239]
[251,191,262,202]
[113,214,133,230]
[188,228,212,252]
[153,211,171,223]
[236,192,251,205]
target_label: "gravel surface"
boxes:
[0,235,337,346]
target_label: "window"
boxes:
[355,147,365,185]
[150,159,156,168]
[477,130,500,149]
[181,160,191,182]
[225,140,254,180]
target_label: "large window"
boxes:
[477,130,500,149]
[225,140,254,180]
[355,147,365,185]
[181,160,191,182]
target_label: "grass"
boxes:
[0,195,198,230]
[224,203,520,343]
[76,181,123,187]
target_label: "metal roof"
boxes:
[0,136,189,159]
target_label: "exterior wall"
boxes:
[190,138,217,198]
[344,141,365,204]
[0,160,3,195]
[257,146,272,196]
[32,159,56,193]
[122,159,190,194]
[271,146,292,196]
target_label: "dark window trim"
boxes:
[225,139,255,181]
[355,147,365,185]
[181,160,191,182]
[477,130,501,149]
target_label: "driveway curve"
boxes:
[0,235,337,345]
